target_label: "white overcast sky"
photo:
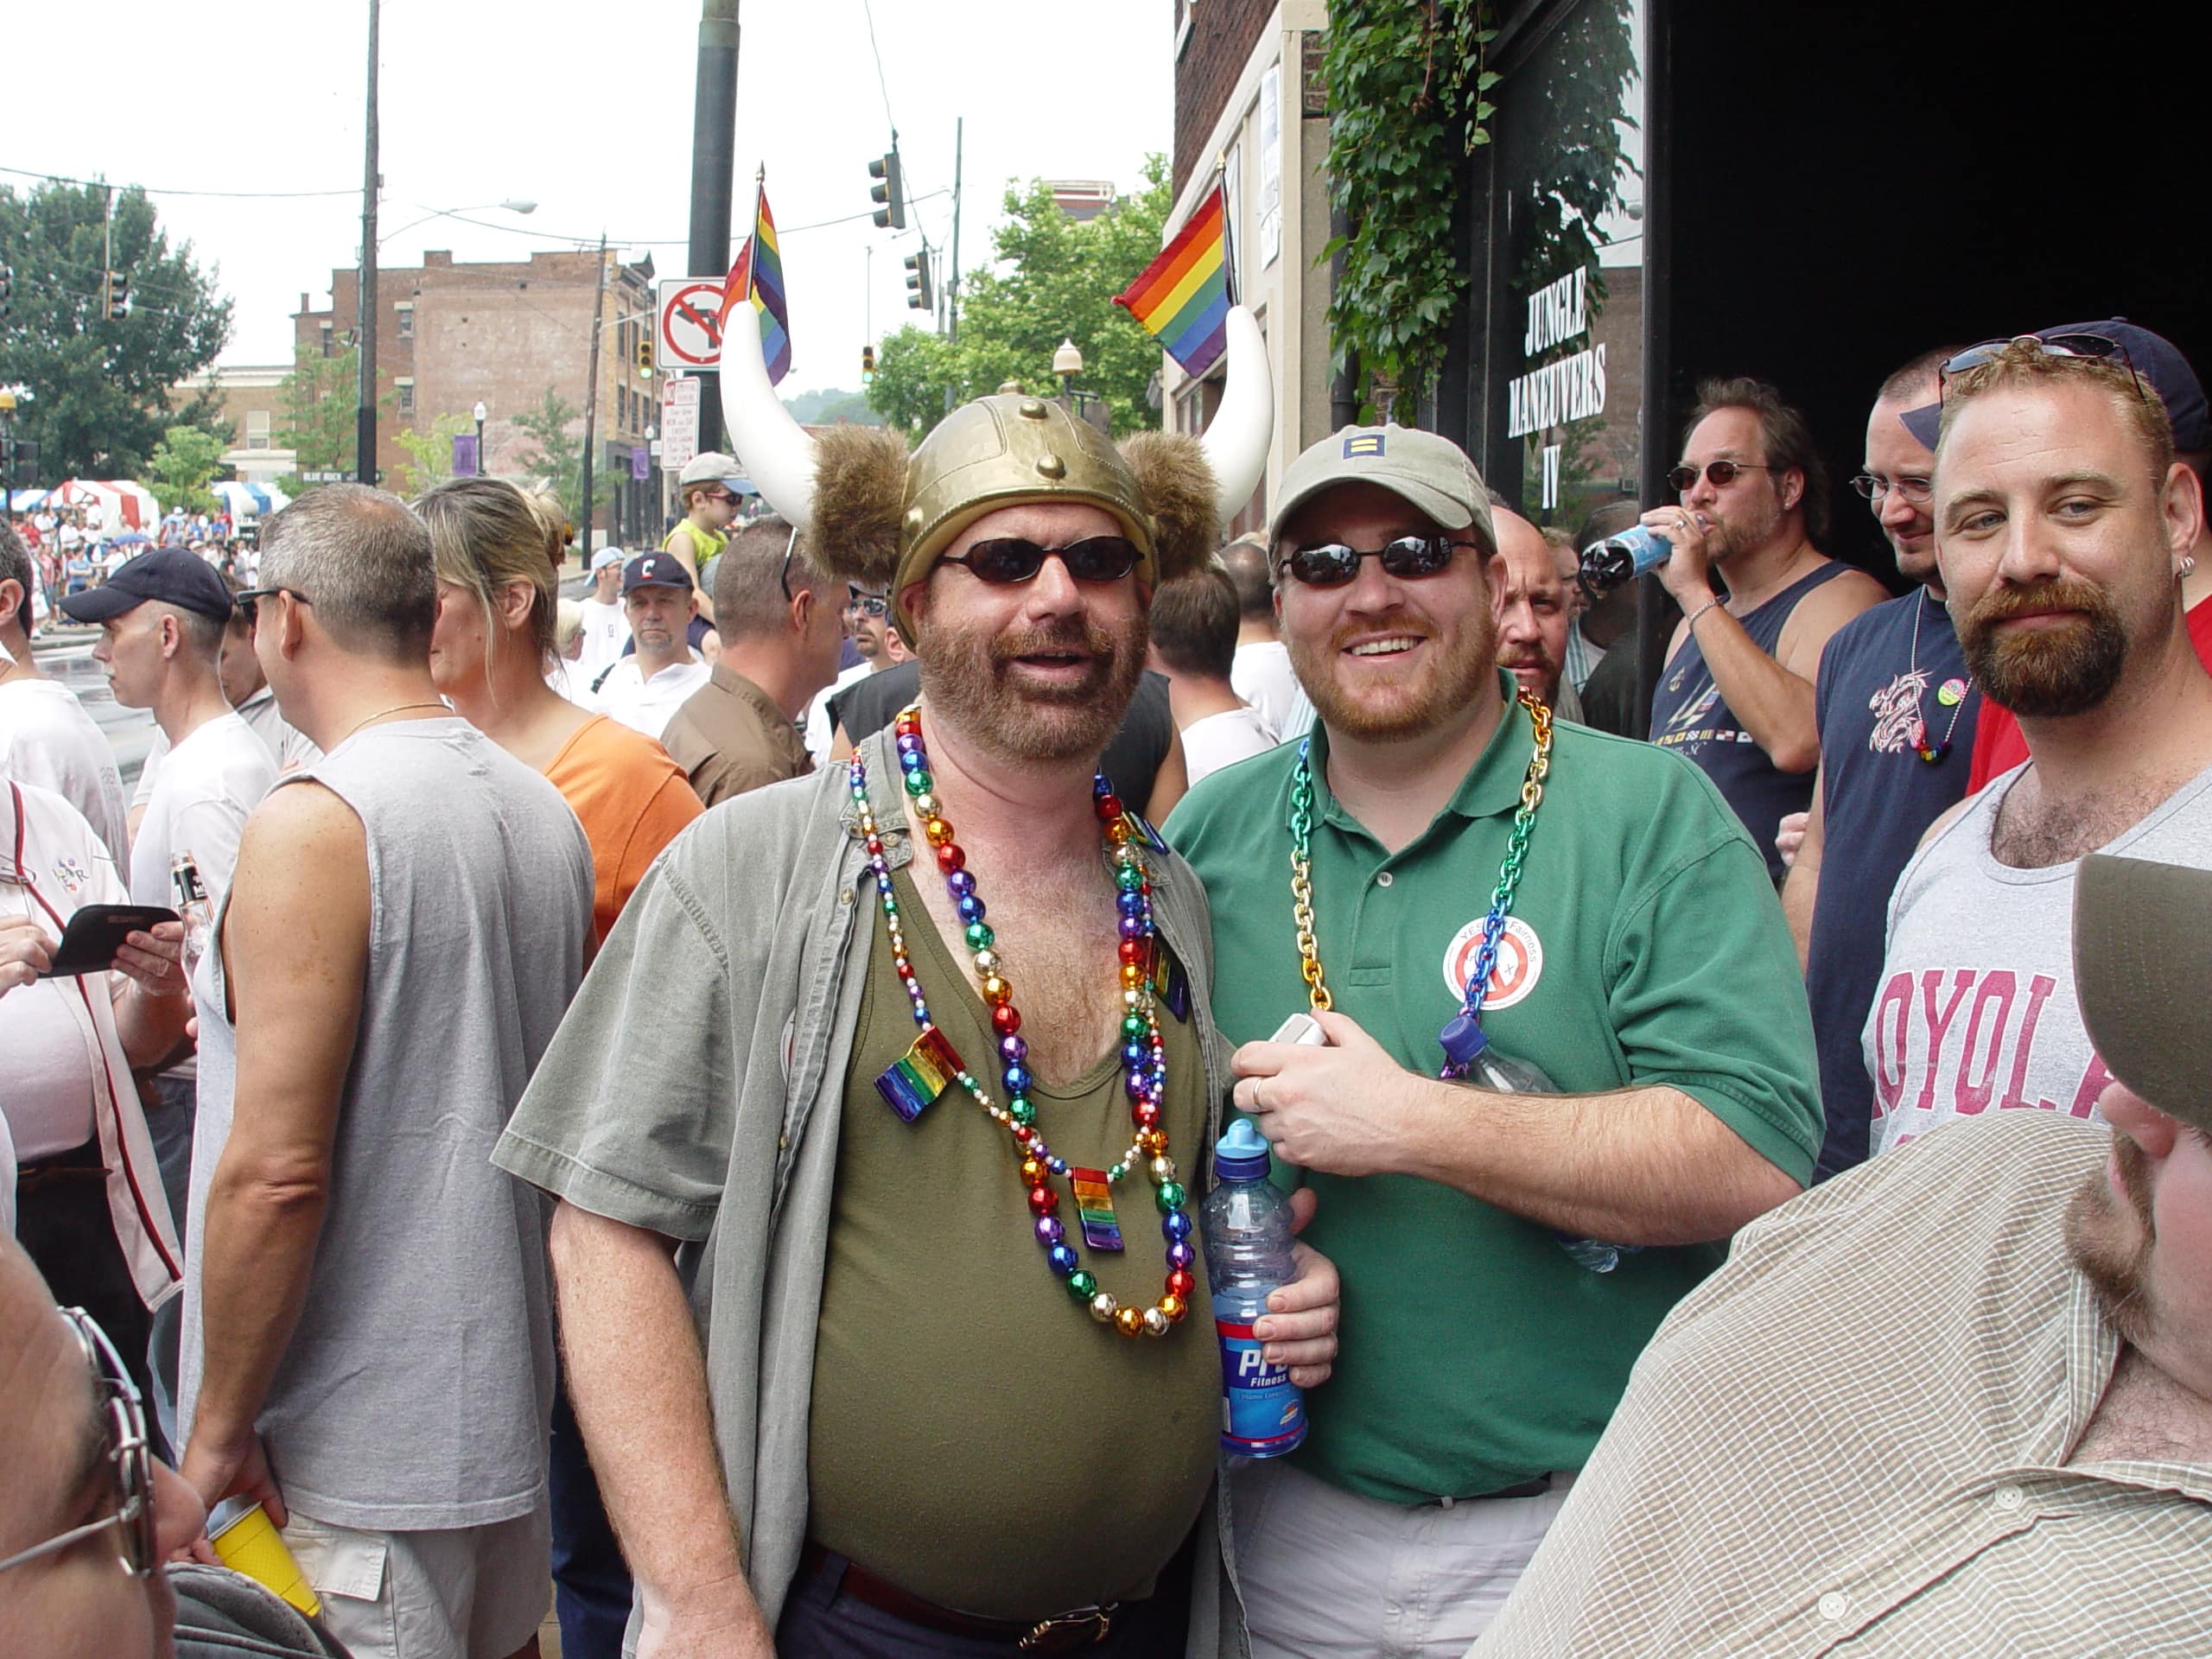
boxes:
[7,0,1173,393]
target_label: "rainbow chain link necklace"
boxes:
[846,708,1195,1338]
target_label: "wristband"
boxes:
[1684,597,1723,631]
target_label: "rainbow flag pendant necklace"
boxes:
[848,709,1195,1338]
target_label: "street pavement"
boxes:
[32,626,158,789]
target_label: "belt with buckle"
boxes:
[801,1541,1127,1651]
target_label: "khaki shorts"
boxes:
[283,1503,550,1659]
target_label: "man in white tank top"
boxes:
[175,485,592,1659]
[1865,337,2212,1155]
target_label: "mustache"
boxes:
[992,620,1118,664]
[1325,610,1434,653]
[1964,577,2114,631]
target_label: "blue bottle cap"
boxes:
[1213,1116,1273,1182]
[1438,1009,1491,1068]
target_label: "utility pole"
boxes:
[687,0,741,453]
[948,116,963,346]
[579,236,609,558]
[356,0,381,485]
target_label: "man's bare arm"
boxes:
[181,785,365,1510]
[550,1203,774,1657]
[1782,779,1826,970]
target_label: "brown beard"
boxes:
[1960,578,2126,717]
[2063,1132,2158,1345]
[916,607,1146,768]
[1285,602,1499,742]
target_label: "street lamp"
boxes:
[473,400,488,477]
[1053,338,1084,399]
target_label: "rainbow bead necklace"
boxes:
[846,708,1195,1338]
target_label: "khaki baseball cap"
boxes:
[1269,424,1498,558]
[677,451,746,491]
[2074,855,2212,1133]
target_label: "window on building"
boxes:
[396,378,416,415]
[320,323,334,359]
[396,303,415,339]
[246,410,272,449]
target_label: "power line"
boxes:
[859,0,899,141]
[0,163,353,201]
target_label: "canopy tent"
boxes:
[51,479,159,532]
[5,489,48,511]
[212,480,290,520]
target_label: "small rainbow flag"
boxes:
[1069,1166,1124,1252]
[1114,182,1232,378]
[875,1024,964,1122]
[720,187,792,385]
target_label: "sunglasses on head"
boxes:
[1939,332,2149,404]
[1667,460,1776,494]
[0,1308,157,1581]
[1277,534,1477,587]
[939,536,1142,585]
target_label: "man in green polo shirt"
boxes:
[1165,424,1821,1659]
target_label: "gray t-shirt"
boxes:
[181,718,592,1530]
[1865,757,2212,1154]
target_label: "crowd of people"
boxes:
[1,313,2207,1659]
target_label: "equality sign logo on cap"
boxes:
[1343,433,1387,459]
[623,551,693,593]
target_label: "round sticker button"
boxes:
[1440,916,1545,1011]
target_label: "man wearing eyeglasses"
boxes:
[1645,378,1888,883]
[801,580,895,760]
[1863,338,2212,1158]
[1166,424,1819,1659]
[1779,348,1985,1179]
[660,517,842,809]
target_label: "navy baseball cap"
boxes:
[622,551,693,594]
[1904,319,2208,451]
[58,547,236,624]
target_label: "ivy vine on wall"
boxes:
[1320,0,1499,423]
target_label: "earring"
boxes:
[2183,556,2199,579]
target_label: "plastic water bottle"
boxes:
[1200,1120,1308,1459]
[168,851,212,979]
[1456,1026,1630,1274]
[1576,524,1678,599]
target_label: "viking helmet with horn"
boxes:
[719,302,1274,639]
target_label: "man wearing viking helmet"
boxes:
[494,306,1338,1656]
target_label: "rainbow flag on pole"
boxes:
[1114,182,1232,378]
[720,187,792,385]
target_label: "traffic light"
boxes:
[104,269,130,320]
[861,344,876,387]
[868,151,906,230]
[636,338,652,373]
[905,250,934,313]
[10,439,36,488]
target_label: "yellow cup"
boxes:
[208,1502,322,1618]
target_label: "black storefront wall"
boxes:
[1440,0,2212,732]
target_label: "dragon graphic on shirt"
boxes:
[1866,669,1934,754]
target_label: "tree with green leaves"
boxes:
[0,180,232,480]
[512,389,623,541]
[392,413,471,500]
[270,342,361,496]
[868,158,1172,439]
[143,425,227,514]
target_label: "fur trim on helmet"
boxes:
[1119,431,1219,584]
[809,425,909,591]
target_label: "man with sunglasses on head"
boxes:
[1166,424,1820,1659]
[1961,321,2212,792]
[661,516,843,810]
[495,373,1340,1656]
[1778,348,1985,1179]
[1864,337,2212,1157]
[1647,378,1888,883]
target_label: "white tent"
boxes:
[213,480,291,520]
[51,479,160,533]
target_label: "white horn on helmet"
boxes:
[717,301,819,526]
[1198,304,1274,530]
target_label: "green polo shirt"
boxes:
[1164,675,1821,1505]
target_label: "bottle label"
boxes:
[1216,1319,1306,1456]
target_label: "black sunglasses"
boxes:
[1667,460,1777,494]
[1939,332,2148,404]
[844,584,889,618]
[1279,534,1476,587]
[940,535,1142,585]
[0,1308,157,1580]
[232,585,311,626]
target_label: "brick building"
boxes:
[295,247,661,545]
[170,363,296,485]
[1166,0,1332,535]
